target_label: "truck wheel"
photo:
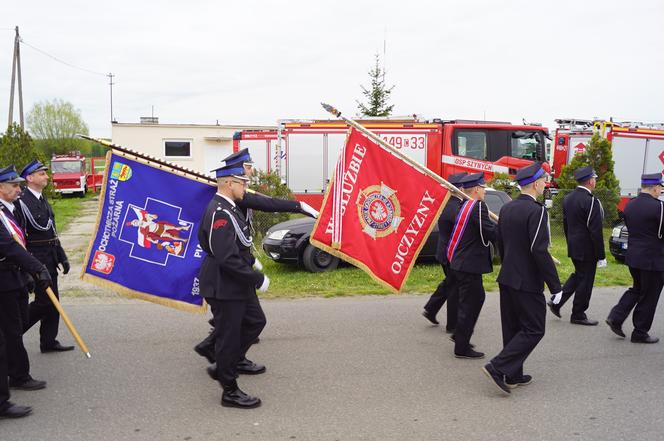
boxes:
[79,185,87,198]
[302,244,339,273]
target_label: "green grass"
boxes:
[50,192,95,232]
[259,228,632,298]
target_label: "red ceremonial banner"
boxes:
[310,128,451,292]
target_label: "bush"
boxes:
[249,170,296,237]
[488,172,520,199]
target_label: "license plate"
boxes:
[622,243,628,250]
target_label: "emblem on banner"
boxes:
[119,198,193,265]
[356,183,403,239]
[111,162,133,181]
[91,250,115,274]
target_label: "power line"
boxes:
[19,38,108,77]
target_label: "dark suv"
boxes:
[609,221,627,262]
[262,188,512,272]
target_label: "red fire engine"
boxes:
[234,118,549,208]
[51,152,105,197]
[551,118,664,210]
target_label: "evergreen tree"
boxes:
[0,123,46,171]
[553,133,621,225]
[356,54,394,117]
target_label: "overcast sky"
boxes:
[2,0,663,138]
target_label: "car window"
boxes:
[484,193,505,215]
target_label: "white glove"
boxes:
[253,258,263,271]
[597,259,607,269]
[300,202,319,219]
[258,275,270,293]
[551,291,563,305]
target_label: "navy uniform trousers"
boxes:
[608,267,664,339]
[423,263,458,330]
[24,246,61,347]
[0,288,31,384]
[490,285,546,380]
[207,295,266,385]
[557,259,597,320]
[452,270,485,354]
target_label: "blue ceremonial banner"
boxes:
[81,151,216,313]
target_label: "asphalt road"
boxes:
[3,287,664,441]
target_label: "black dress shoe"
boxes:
[605,318,626,338]
[207,365,218,381]
[41,341,75,353]
[505,374,533,389]
[0,402,32,419]
[570,317,599,326]
[482,363,510,395]
[236,358,266,375]
[194,342,216,364]
[422,310,439,325]
[547,301,561,318]
[221,386,261,409]
[454,349,485,359]
[448,335,475,349]
[9,377,47,391]
[631,335,659,344]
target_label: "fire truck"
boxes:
[50,152,105,197]
[234,117,549,208]
[551,118,664,209]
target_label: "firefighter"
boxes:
[446,172,495,359]
[193,148,318,364]
[547,166,605,325]
[606,173,664,344]
[421,172,468,332]
[0,165,51,405]
[197,161,270,408]
[483,162,562,395]
[17,159,74,352]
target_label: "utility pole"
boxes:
[8,26,24,129]
[107,72,115,122]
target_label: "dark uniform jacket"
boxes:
[17,188,67,270]
[624,192,664,272]
[435,196,464,265]
[448,200,496,274]
[496,194,561,294]
[563,186,605,261]
[0,205,44,293]
[197,194,265,300]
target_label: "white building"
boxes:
[111,118,275,176]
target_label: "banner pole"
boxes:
[320,103,499,222]
[45,287,91,358]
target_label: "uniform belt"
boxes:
[27,238,60,247]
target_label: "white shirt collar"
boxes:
[576,185,592,194]
[27,186,42,200]
[217,193,236,208]
[0,199,15,212]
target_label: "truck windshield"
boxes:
[511,131,543,160]
[51,161,82,173]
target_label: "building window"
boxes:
[164,140,191,157]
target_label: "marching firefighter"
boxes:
[483,162,562,395]
[0,165,52,416]
[548,166,605,326]
[17,160,74,352]
[446,172,495,359]
[606,173,664,344]
[193,148,318,365]
[421,172,468,332]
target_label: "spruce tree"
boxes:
[357,54,394,117]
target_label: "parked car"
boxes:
[262,188,513,272]
[609,221,627,262]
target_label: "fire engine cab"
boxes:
[551,118,664,209]
[51,152,87,197]
[235,118,549,208]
